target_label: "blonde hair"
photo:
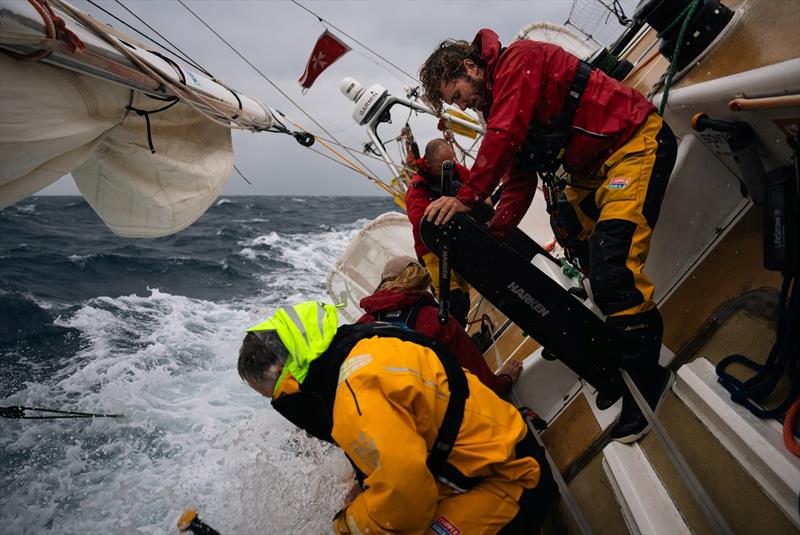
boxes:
[381,263,431,293]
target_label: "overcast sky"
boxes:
[36,0,630,196]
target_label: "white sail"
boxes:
[0,53,235,237]
[0,0,275,237]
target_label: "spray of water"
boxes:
[1,220,372,534]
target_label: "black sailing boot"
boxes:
[607,308,675,443]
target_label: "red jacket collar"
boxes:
[359,289,432,315]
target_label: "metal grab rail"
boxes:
[622,371,734,535]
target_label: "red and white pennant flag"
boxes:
[298,30,350,92]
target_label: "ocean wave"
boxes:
[238,231,281,249]
[14,202,36,213]
[236,221,369,283]
[231,218,270,223]
[1,195,397,533]
[0,286,83,394]
[1,288,353,534]
[9,252,257,303]
[67,253,94,267]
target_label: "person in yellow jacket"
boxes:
[238,300,556,534]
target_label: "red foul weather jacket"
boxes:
[457,29,655,236]
[406,157,471,258]
[357,289,513,396]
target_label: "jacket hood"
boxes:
[246,301,339,393]
[472,29,503,78]
[416,156,431,175]
[360,289,431,315]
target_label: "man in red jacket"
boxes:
[419,29,678,443]
[406,138,473,326]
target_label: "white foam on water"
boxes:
[13,202,36,213]
[240,232,282,249]
[67,253,95,266]
[0,218,380,534]
[239,220,371,300]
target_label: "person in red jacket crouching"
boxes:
[357,255,522,397]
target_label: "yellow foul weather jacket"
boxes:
[273,335,542,534]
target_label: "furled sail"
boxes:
[0,53,235,237]
[0,0,276,237]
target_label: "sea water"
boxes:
[0,196,396,534]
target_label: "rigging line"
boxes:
[280,113,391,180]
[233,164,252,185]
[55,0,254,130]
[305,144,404,199]
[305,144,374,179]
[311,134,416,174]
[112,0,213,76]
[175,0,381,182]
[352,48,408,87]
[277,113,400,179]
[289,0,419,84]
[83,0,210,76]
[595,0,631,26]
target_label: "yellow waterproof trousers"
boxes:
[553,113,677,317]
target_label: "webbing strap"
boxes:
[556,60,593,134]
[425,333,470,485]
[539,60,592,214]
[374,296,437,329]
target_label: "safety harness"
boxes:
[271,322,481,492]
[414,167,464,199]
[517,60,594,213]
[371,294,436,330]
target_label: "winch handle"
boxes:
[691,112,735,133]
